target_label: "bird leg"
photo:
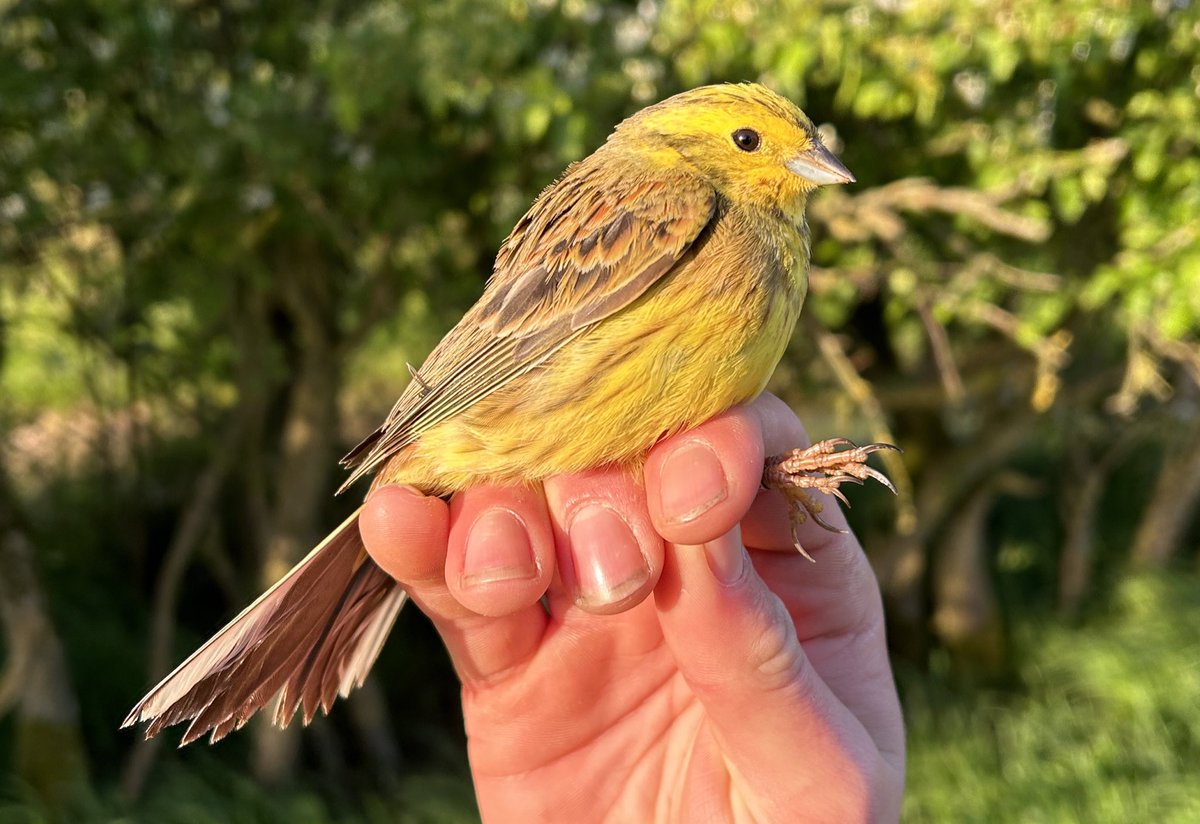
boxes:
[762,438,899,561]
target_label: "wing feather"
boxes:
[340,157,716,489]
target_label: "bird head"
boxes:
[611,83,853,218]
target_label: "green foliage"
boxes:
[1,761,478,823]
[4,0,1199,417]
[905,573,1200,823]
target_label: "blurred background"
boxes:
[2,0,1199,820]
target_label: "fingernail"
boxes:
[704,525,748,585]
[568,504,649,607]
[659,441,728,524]
[366,483,425,500]
[461,509,539,588]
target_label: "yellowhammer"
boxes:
[125,82,895,745]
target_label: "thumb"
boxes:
[654,529,880,814]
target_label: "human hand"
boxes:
[359,393,905,823]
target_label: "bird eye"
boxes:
[731,128,761,152]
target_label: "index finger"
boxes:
[644,393,850,549]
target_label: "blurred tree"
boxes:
[0,306,89,811]
[0,502,90,813]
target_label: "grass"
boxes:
[903,572,1200,823]
[0,761,479,824]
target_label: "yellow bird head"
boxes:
[610,83,853,217]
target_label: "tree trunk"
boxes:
[931,473,1036,680]
[119,409,251,799]
[870,531,929,664]
[251,256,344,784]
[348,679,404,788]
[1058,427,1142,614]
[0,473,90,811]
[1131,416,1200,567]
[871,408,1037,665]
[1058,461,1105,616]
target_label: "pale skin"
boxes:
[359,393,905,823]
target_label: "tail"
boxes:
[122,507,406,746]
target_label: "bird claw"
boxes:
[763,438,899,559]
[789,518,817,563]
[862,465,897,494]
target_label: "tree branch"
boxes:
[119,409,250,799]
[812,177,1053,245]
[806,316,917,534]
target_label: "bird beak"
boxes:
[786,143,856,186]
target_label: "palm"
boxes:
[464,598,731,819]
[463,548,889,822]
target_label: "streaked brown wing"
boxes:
[339,156,717,489]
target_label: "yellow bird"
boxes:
[124,83,894,745]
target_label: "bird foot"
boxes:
[762,439,899,561]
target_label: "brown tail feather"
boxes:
[122,508,407,745]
